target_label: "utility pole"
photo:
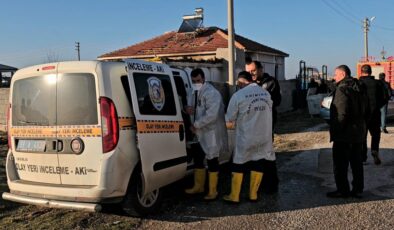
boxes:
[363,17,374,62]
[363,18,369,61]
[75,42,80,61]
[227,0,235,88]
[381,46,386,60]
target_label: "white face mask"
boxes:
[192,83,203,91]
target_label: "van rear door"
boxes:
[11,64,61,184]
[55,63,100,186]
[125,59,187,195]
[10,63,101,186]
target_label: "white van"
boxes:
[3,59,233,216]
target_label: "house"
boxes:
[98,27,289,81]
[0,64,17,131]
[98,9,294,112]
[0,64,17,87]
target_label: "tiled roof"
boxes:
[99,27,288,59]
[225,30,289,57]
[0,64,17,71]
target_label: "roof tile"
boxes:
[99,27,288,58]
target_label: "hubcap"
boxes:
[137,174,159,208]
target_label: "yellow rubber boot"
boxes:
[204,172,219,200]
[223,172,243,203]
[185,168,206,194]
[249,171,263,201]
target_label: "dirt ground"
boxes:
[274,110,328,152]
[0,109,329,229]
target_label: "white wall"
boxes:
[277,79,297,113]
[249,53,286,80]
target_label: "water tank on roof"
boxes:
[178,8,204,33]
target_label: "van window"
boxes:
[12,75,56,126]
[121,75,132,106]
[173,76,187,108]
[57,73,97,125]
[12,73,97,126]
[133,73,176,115]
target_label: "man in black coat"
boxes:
[246,60,282,128]
[378,72,392,133]
[359,64,386,165]
[327,65,368,198]
[246,60,281,194]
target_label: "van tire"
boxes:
[121,169,163,216]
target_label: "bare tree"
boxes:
[45,49,60,63]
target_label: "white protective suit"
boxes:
[226,83,275,164]
[190,82,228,160]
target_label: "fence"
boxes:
[0,88,9,131]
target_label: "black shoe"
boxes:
[371,151,382,165]
[350,190,363,199]
[326,191,349,198]
[382,128,389,134]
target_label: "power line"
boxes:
[370,32,385,46]
[374,24,394,32]
[320,0,360,25]
[330,0,361,23]
[332,0,394,31]
[321,0,394,32]
[338,0,361,16]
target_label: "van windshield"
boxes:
[12,73,98,126]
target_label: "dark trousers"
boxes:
[333,141,364,194]
[231,159,264,173]
[189,143,219,172]
[263,108,279,193]
[260,159,279,193]
[272,108,277,139]
[362,113,381,161]
[380,104,388,129]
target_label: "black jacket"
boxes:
[380,79,392,104]
[359,75,386,114]
[257,74,282,108]
[330,77,368,143]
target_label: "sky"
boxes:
[1,0,394,79]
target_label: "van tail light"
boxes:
[7,103,11,150]
[100,97,119,153]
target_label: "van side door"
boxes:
[125,59,187,195]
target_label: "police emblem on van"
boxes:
[147,77,165,111]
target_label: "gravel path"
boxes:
[136,124,394,229]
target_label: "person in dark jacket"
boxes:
[327,65,368,198]
[378,72,392,133]
[246,61,282,128]
[308,78,319,89]
[316,78,329,94]
[245,60,281,194]
[359,64,386,165]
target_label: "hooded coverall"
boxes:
[185,82,228,199]
[224,83,274,202]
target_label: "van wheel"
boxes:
[122,170,163,216]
